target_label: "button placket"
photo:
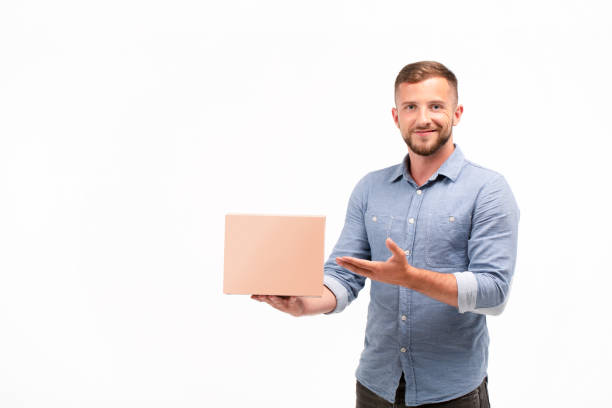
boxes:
[399,185,424,363]
[405,187,423,255]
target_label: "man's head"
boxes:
[392,61,463,157]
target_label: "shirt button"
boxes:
[416,190,422,195]
[404,249,410,255]
[449,216,455,222]
[401,315,407,321]
[408,218,415,224]
[372,216,377,222]
[400,347,407,353]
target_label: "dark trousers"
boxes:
[356,373,490,408]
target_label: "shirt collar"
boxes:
[389,144,466,184]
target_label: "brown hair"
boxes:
[394,61,458,104]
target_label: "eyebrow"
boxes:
[400,100,447,107]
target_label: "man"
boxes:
[252,61,519,407]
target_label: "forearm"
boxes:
[407,267,458,308]
[301,285,337,315]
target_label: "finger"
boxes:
[271,296,296,309]
[385,237,406,258]
[337,259,373,277]
[261,296,287,311]
[269,296,284,304]
[336,256,377,272]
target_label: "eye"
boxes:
[432,104,441,110]
[405,104,416,111]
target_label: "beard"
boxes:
[403,127,452,156]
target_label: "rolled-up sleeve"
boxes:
[454,175,519,315]
[323,176,371,314]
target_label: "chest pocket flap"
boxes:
[425,213,471,268]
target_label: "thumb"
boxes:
[386,237,405,258]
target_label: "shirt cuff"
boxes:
[454,271,478,313]
[323,275,350,314]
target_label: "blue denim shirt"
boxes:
[323,145,519,405]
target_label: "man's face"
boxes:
[392,77,463,157]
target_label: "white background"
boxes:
[1,1,611,406]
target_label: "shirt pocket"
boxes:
[425,213,471,268]
[365,212,392,261]
[365,212,406,260]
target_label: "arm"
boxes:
[337,175,519,315]
[337,237,459,308]
[454,175,520,315]
[252,175,371,316]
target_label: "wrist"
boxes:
[405,265,424,290]
[303,286,337,316]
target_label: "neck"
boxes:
[409,141,455,187]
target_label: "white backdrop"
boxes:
[1,1,611,407]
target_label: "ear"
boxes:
[391,107,400,129]
[452,104,464,126]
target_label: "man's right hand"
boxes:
[251,286,337,317]
[251,295,306,317]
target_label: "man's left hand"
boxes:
[336,237,419,288]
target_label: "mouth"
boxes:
[414,129,436,136]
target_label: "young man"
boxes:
[252,61,519,407]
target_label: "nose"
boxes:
[416,107,431,127]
